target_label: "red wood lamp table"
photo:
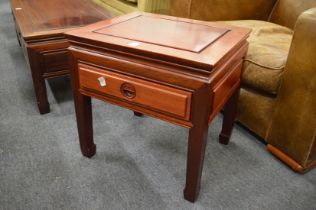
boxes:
[65,13,250,202]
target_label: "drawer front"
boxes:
[41,50,69,73]
[212,61,242,111]
[78,64,192,120]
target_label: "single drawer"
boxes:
[212,61,242,111]
[41,50,69,73]
[78,64,192,120]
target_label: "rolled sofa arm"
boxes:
[138,0,171,15]
[267,8,316,172]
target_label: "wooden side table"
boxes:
[65,13,250,202]
[11,0,112,114]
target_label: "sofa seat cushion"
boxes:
[224,20,293,95]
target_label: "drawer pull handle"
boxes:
[120,83,136,99]
[97,77,107,87]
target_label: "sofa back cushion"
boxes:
[126,0,137,3]
[171,0,277,21]
[270,0,316,29]
[138,0,170,14]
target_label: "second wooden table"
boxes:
[11,0,112,114]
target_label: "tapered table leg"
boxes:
[73,93,96,158]
[31,74,50,114]
[219,89,240,145]
[184,87,212,202]
[27,47,50,114]
[184,122,209,202]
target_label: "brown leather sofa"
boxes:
[171,0,316,173]
[94,0,170,16]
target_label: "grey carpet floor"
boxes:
[0,1,315,210]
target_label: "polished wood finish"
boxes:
[219,88,240,145]
[11,0,109,40]
[267,144,316,173]
[66,12,250,202]
[69,52,96,158]
[11,0,112,114]
[212,61,242,113]
[66,12,249,72]
[78,64,192,120]
[94,15,229,53]
[184,86,212,202]
[74,94,96,158]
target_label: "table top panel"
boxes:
[94,15,229,53]
[11,0,112,40]
[66,12,251,71]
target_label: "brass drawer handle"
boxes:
[120,83,136,99]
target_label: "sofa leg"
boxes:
[267,144,316,173]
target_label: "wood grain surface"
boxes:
[67,12,251,202]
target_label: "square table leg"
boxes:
[219,88,240,145]
[27,47,50,114]
[184,120,209,202]
[183,87,212,202]
[184,87,239,202]
[73,93,96,158]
